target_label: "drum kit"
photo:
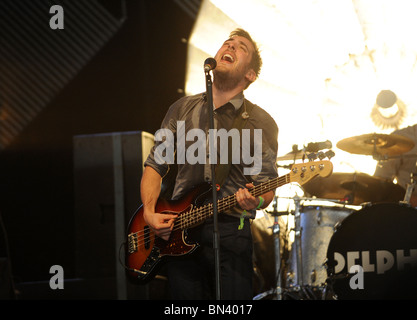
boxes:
[253,132,417,300]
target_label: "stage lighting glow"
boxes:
[185,0,417,180]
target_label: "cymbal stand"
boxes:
[270,195,283,300]
[402,161,417,204]
[293,195,304,287]
[255,194,287,301]
[371,134,389,161]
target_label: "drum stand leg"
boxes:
[272,214,282,300]
[402,166,417,204]
[293,196,304,287]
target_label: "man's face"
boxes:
[213,35,256,90]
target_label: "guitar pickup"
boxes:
[128,226,152,253]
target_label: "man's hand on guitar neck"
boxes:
[236,183,274,211]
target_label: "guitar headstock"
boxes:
[289,160,333,186]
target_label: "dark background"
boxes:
[0,0,199,290]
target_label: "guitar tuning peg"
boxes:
[325,150,335,160]
[307,153,317,161]
[317,151,326,160]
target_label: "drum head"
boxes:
[326,203,417,299]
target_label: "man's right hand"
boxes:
[143,210,178,241]
[140,166,177,241]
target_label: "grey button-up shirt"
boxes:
[144,92,278,218]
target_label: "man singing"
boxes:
[141,29,278,299]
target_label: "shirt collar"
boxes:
[202,92,244,110]
[228,92,244,110]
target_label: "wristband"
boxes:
[256,196,264,210]
[238,210,247,230]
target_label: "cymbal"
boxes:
[336,133,414,156]
[302,172,405,205]
[277,151,305,161]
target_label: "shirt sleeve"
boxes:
[247,108,279,185]
[144,99,182,178]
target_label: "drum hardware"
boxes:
[401,160,417,205]
[270,195,283,300]
[292,196,304,287]
[253,195,288,300]
[310,269,317,283]
[253,194,297,300]
[333,221,342,232]
[266,209,293,217]
[324,270,349,300]
[282,285,327,300]
[254,194,323,300]
[316,210,322,225]
[402,177,416,204]
[272,218,283,300]
[254,196,358,300]
[253,195,286,300]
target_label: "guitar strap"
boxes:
[214,99,254,188]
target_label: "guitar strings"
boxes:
[132,175,283,240]
[132,176,288,248]
[131,175,290,249]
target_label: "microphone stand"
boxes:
[205,68,221,300]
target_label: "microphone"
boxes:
[204,57,217,72]
[304,140,332,152]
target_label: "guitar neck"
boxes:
[218,173,290,212]
[176,159,333,229]
[178,173,290,230]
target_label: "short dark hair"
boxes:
[229,28,262,79]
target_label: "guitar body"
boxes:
[125,183,212,284]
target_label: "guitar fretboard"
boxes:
[177,173,290,230]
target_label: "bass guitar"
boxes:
[124,160,333,283]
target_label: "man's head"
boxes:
[213,28,262,91]
[229,29,262,80]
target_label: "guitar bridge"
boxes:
[127,232,138,253]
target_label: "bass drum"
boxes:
[326,202,417,299]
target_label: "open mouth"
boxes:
[221,53,235,63]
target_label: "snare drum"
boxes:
[326,202,417,299]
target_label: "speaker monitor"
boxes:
[73,131,156,299]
